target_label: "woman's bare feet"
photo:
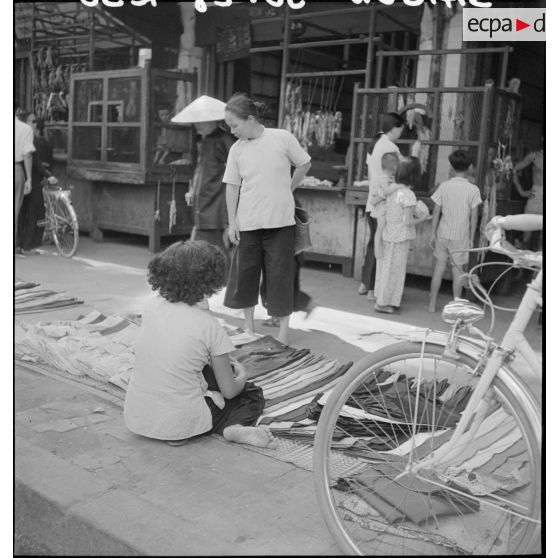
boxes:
[223,425,278,448]
[357,283,367,295]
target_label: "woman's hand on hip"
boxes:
[228,223,240,245]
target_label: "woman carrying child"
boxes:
[358,113,405,300]
[373,156,431,313]
[124,240,276,448]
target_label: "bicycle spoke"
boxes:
[314,343,540,556]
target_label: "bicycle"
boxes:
[313,214,542,555]
[38,178,79,258]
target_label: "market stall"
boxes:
[67,65,197,251]
[253,4,421,274]
[343,43,524,280]
[16,2,197,252]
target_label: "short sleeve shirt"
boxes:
[383,187,417,243]
[222,128,311,231]
[365,134,401,214]
[124,295,234,440]
[15,117,35,162]
[431,177,482,240]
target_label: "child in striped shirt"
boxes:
[428,150,482,313]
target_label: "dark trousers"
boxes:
[260,253,312,313]
[18,180,46,251]
[191,227,230,267]
[361,213,378,291]
[202,365,265,435]
[224,226,295,317]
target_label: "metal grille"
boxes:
[349,85,494,189]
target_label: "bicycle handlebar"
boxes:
[485,215,542,269]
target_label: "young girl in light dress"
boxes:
[369,151,402,260]
[373,157,431,313]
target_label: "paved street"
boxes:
[14,234,542,555]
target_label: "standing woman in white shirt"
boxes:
[358,112,404,300]
[14,100,35,253]
[223,93,312,346]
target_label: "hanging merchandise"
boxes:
[169,175,177,233]
[282,76,343,151]
[405,108,432,171]
[154,181,161,222]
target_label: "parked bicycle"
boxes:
[314,214,542,555]
[38,178,79,258]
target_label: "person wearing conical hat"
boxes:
[172,96,234,260]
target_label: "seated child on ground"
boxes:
[123,240,276,448]
[370,152,403,259]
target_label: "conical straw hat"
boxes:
[171,95,226,124]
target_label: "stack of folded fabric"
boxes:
[15,311,138,393]
[15,280,84,314]
[230,336,353,438]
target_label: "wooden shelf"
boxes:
[298,185,344,192]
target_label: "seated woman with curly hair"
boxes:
[124,240,276,448]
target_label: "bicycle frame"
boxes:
[42,187,72,230]
[409,270,542,480]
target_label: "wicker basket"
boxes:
[294,206,311,254]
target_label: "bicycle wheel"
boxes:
[313,341,541,556]
[51,194,79,258]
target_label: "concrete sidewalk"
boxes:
[14,236,542,555]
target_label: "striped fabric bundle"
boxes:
[15,280,84,314]
[230,336,353,435]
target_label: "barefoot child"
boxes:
[369,152,402,260]
[124,240,276,448]
[428,150,482,313]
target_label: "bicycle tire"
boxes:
[52,194,79,258]
[313,341,541,556]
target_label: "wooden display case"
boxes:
[67,66,198,251]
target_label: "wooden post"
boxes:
[356,7,377,192]
[400,31,410,86]
[499,46,511,89]
[347,81,361,187]
[477,81,495,189]
[277,6,291,127]
[88,9,95,71]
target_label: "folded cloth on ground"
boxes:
[231,336,311,379]
[15,281,84,314]
[337,462,479,525]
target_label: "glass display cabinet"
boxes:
[67,66,198,251]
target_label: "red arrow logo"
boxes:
[516,19,530,31]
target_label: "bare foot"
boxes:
[223,425,278,448]
[374,303,393,314]
[357,283,367,295]
[366,290,375,302]
[426,298,437,313]
[276,333,289,346]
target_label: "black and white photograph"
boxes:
[13,0,545,555]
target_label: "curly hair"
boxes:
[147,240,227,305]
